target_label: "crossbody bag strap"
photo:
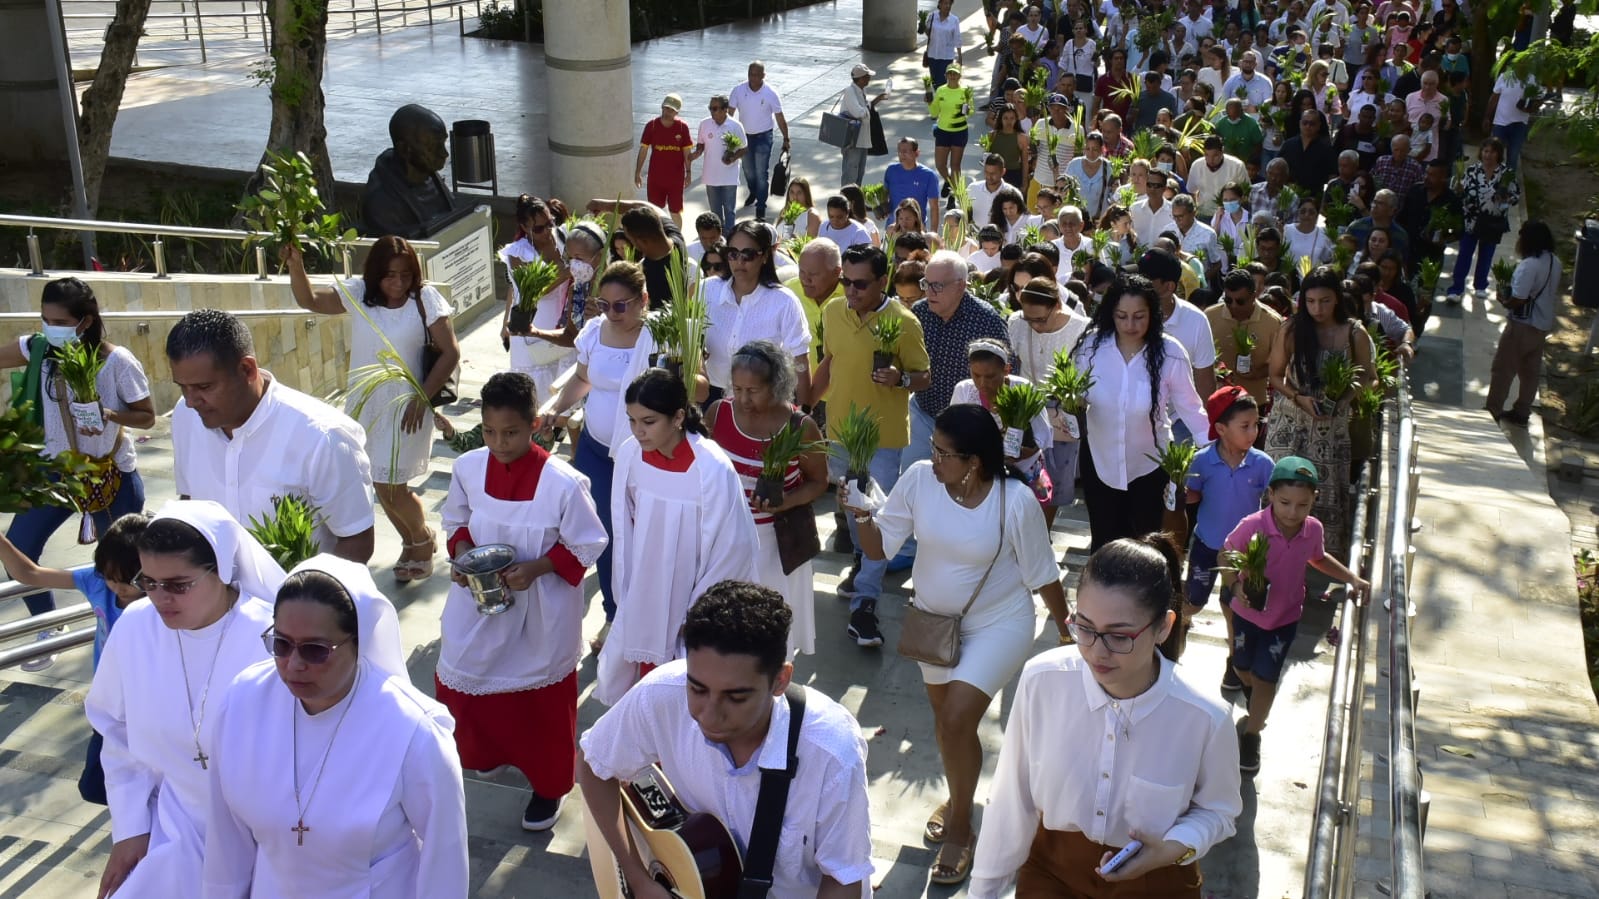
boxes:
[413,290,437,351]
[954,478,1005,619]
[738,684,808,898]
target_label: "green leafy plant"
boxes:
[721,132,743,154]
[341,284,434,471]
[664,248,708,392]
[53,339,105,403]
[0,403,93,513]
[511,258,562,314]
[833,403,881,485]
[1332,240,1356,274]
[861,183,888,214]
[1017,223,1043,248]
[1491,258,1517,288]
[779,201,806,226]
[1043,349,1094,414]
[1318,351,1358,413]
[644,306,679,357]
[978,132,995,152]
[1417,257,1443,291]
[760,420,825,481]
[1131,129,1163,164]
[246,494,322,570]
[1233,323,1257,356]
[236,150,356,261]
[869,314,903,360]
[972,276,1007,314]
[1216,531,1271,608]
[994,382,1047,430]
[1352,382,1385,421]
[784,233,814,261]
[1146,439,1199,486]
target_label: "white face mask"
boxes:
[42,323,80,348]
[1156,161,1174,172]
[568,259,595,284]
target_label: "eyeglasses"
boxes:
[262,628,349,665]
[1022,313,1052,326]
[529,223,552,234]
[919,278,962,293]
[839,276,879,291]
[930,443,969,463]
[1066,615,1160,654]
[133,567,216,595]
[591,296,640,314]
[725,247,763,262]
[702,260,728,273]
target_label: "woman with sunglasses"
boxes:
[698,243,731,281]
[970,534,1240,898]
[540,261,659,639]
[202,554,468,896]
[703,221,813,407]
[85,500,285,899]
[844,404,1069,886]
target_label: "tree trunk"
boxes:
[1469,3,1493,136]
[76,0,155,216]
[252,0,334,202]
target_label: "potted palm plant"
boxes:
[0,402,92,513]
[833,403,881,491]
[721,132,744,165]
[1217,531,1271,610]
[54,338,107,432]
[869,315,902,373]
[994,382,1047,458]
[1043,349,1093,439]
[756,421,826,507]
[1147,439,1199,512]
[1317,351,1358,416]
[509,257,562,334]
[1491,258,1517,307]
[1416,257,1443,310]
[778,201,806,239]
[861,183,890,218]
[246,494,323,570]
[645,306,678,371]
[1232,323,1257,375]
[923,75,935,103]
[1349,382,1384,461]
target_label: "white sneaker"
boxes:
[19,625,68,673]
[1444,293,1462,305]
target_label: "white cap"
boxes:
[851,63,875,79]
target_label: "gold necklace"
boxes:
[174,602,236,770]
[289,667,360,847]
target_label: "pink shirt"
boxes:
[1224,507,1326,630]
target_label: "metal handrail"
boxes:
[1303,394,1384,897]
[1387,366,1425,896]
[0,628,96,670]
[0,568,98,670]
[0,603,96,641]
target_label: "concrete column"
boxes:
[0,0,68,161]
[862,0,917,53]
[542,0,634,206]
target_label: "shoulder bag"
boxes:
[53,376,123,543]
[819,97,863,150]
[769,410,822,575]
[414,291,458,407]
[896,479,1005,667]
[9,333,47,426]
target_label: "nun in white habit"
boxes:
[85,500,285,898]
[201,555,468,898]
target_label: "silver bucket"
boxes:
[452,544,517,615]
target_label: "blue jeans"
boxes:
[79,730,107,805]
[1451,232,1499,294]
[742,130,775,219]
[706,185,737,236]
[894,400,938,563]
[842,146,868,190]
[929,57,953,87]
[5,468,145,616]
[572,428,617,620]
[829,446,904,607]
[1492,121,1529,171]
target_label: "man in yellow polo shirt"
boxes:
[811,244,930,647]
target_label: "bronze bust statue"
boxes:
[360,104,460,238]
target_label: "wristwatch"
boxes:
[899,372,914,390]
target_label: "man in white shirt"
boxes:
[690,96,747,241]
[1131,174,1177,247]
[1184,135,1249,218]
[167,309,375,562]
[1177,0,1213,44]
[1485,69,1536,170]
[968,155,1008,231]
[728,61,790,223]
[1170,195,1225,289]
[1139,249,1217,403]
[580,582,873,899]
[1220,53,1273,111]
[1052,206,1091,277]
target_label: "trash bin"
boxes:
[1574,219,1599,308]
[450,120,497,194]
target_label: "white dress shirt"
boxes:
[581,663,874,898]
[1164,298,1218,371]
[926,10,962,59]
[1073,333,1210,489]
[1174,221,1225,273]
[1131,198,1177,245]
[704,280,813,389]
[968,179,1005,232]
[1220,72,1274,109]
[172,374,374,549]
[1183,155,1249,218]
[969,650,1242,899]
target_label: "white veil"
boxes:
[284,554,408,681]
[151,499,286,603]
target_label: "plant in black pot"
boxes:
[756,421,826,508]
[54,337,108,433]
[1217,531,1271,611]
[1317,351,1358,417]
[993,382,1046,459]
[1041,347,1092,440]
[833,403,881,491]
[508,258,562,335]
[645,305,679,371]
[869,315,902,373]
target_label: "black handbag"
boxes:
[415,293,458,407]
[1472,212,1511,244]
[868,107,889,156]
[768,410,821,574]
[770,150,791,198]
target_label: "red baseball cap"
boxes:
[1205,386,1250,441]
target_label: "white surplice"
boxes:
[86,596,276,897]
[436,448,609,694]
[202,658,468,899]
[594,433,757,705]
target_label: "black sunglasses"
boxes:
[262,628,349,665]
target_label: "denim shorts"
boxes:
[1231,614,1299,684]
[1185,538,1221,608]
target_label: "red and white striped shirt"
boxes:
[710,402,803,526]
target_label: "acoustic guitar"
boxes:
[584,764,744,899]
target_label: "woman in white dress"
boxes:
[202,555,468,897]
[284,238,461,583]
[86,500,284,898]
[499,196,586,401]
[706,341,830,657]
[594,369,758,704]
[844,404,1070,887]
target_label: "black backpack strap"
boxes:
[738,683,806,898]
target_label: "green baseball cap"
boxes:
[1270,456,1320,488]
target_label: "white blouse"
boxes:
[574,318,654,452]
[969,651,1242,899]
[1073,333,1210,490]
[704,280,812,389]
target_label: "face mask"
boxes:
[1224,199,1241,214]
[1444,53,1460,62]
[42,323,79,348]
[568,259,595,284]
[1156,161,1174,172]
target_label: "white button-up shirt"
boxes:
[1131,198,1177,246]
[172,374,375,548]
[704,279,814,389]
[580,662,874,898]
[1073,333,1210,489]
[1165,298,1218,370]
[969,650,1242,898]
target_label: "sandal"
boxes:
[929,835,974,885]
[923,801,950,844]
[394,529,437,584]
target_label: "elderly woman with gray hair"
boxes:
[706,340,830,656]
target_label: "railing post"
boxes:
[196,4,208,63]
[152,238,169,278]
[342,246,354,278]
[256,245,270,281]
[374,0,383,33]
[26,234,44,275]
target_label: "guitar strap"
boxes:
[737,683,807,898]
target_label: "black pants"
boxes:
[1080,438,1168,552]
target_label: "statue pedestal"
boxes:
[862,0,917,53]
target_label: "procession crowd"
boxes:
[0,0,1573,897]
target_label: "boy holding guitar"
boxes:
[579,580,873,898]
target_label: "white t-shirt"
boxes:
[574,319,643,449]
[969,180,1005,231]
[728,81,785,134]
[696,116,747,187]
[1492,73,1533,127]
[815,219,873,251]
[1164,298,1218,370]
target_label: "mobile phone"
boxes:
[1100,839,1143,874]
